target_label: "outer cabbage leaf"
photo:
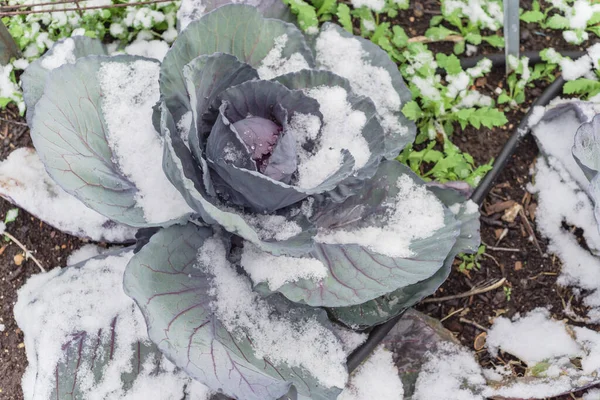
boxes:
[177,0,294,32]
[29,55,188,228]
[123,223,345,400]
[329,186,480,329]
[271,161,462,307]
[161,103,315,256]
[160,4,314,122]
[0,148,136,243]
[15,248,204,399]
[313,23,415,158]
[21,37,107,124]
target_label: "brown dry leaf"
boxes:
[486,200,516,215]
[528,203,537,220]
[514,261,523,271]
[0,245,6,256]
[13,253,24,266]
[502,203,523,223]
[474,332,487,351]
[494,228,505,240]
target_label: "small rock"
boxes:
[521,29,532,42]
[13,253,24,266]
[413,2,424,17]
[514,261,523,271]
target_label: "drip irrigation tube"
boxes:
[345,49,584,375]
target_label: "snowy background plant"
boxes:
[7,1,480,398]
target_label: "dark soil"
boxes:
[1,4,600,400]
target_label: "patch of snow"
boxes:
[124,39,170,61]
[257,34,309,80]
[41,38,75,70]
[241,243,327,290]
[0,222,5,235]
[66,244,105,265]
[442,0,503,31]
[0,64,24,113]
[98,60,193,223]
[350,0,385,12]
[243,213,302,241]
[413,342,486,400]
[15,250,211,400]
[198,237,348,389]
[316,175,446,258]
[584,389,600,399]
[0,148,136,242]
[177,0,205,30]
[339,346,404,400]
[332,326,368,356]
[177,110,193,147]
[487,308,582,365]
[315,26,406,138]
[292,86,370,189]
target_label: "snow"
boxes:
[316,175,446,258]
[257,34,309,80]
[240,242,327,290]
[291,86,370,189]
[244,213,302,241]
[339,346,404,400]
[15,250,211,400]
[198,236,348,389]
[413,342,486,400]
[529,157,600,319]
[0,64,24,113]
[0,323,4,332]
[66,244,105,265]
[124,39,170,61]
[177,110,193,147]
[446,72,470,98]
[350,0,385,12]
[0,222,5,235]
[487,308,582,365]
[315,26,406,139]
[333,326,368,356]
[177,0,206,30]
[0,148,136,242]
[442,0,503,31]
[40,38,75,70]
[98,60,193,223]
[585,389,600,399]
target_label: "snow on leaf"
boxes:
[123,223,347,400]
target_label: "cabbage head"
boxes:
[19,3,480,399]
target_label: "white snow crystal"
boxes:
[316,175,446,258]
[98,60,193,223]
[0,148,136,242]
[241,243,327,290]
[124,39,170,61]
[15,251,211,400]
[292,86,370,189]
[339,346,404,400]
[257,34,309,80]
[41,38,75,70]
[66,244,105,265]
[350,0,385,12]
[413,342,486,400]
[198,237,348,389]
[486,308,582,365]
[315,27,406,138]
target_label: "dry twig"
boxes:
[423,277,507,303]
[0,0,174,16]
[2,231,45,272]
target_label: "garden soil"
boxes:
[1,8,599,400]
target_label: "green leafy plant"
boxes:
[401,43,507,143]
[426,0,504,54]
[457,244,486,272]
[497,56,557,108]
[15,3,481,398]
[398,140,493,187]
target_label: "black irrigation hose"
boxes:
[346,50,585,374]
